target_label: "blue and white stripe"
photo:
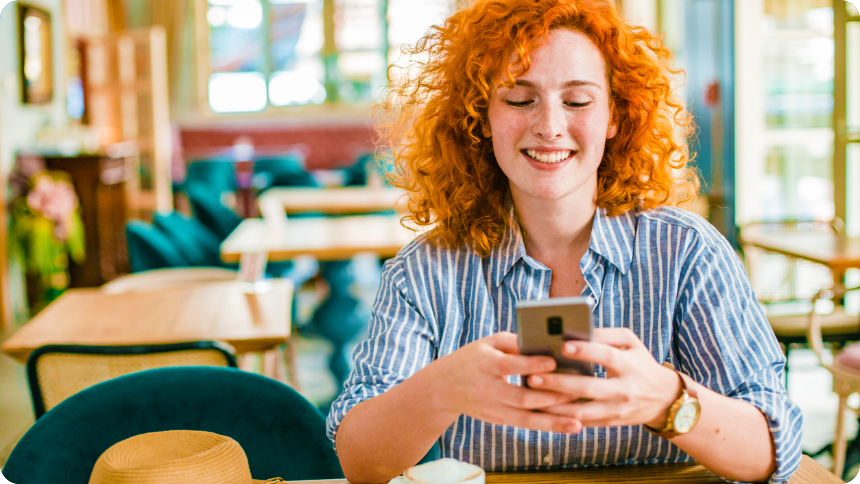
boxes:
[327,206,803,483]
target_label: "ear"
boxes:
[606,121,617,140]
[481,122,491,138]
[606,108,618,139]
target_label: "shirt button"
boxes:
[543,454,551,464]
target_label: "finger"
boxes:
[494,353,556,377]
[592,327,646,350]
[561,339,629,373]
[539,400,628,428]
[496,381,575,410]
[482,405,583,434]
[485,331,520,354]
[527,372,620,401]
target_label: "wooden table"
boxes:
[0,280,293,377]
[741,231,860,282]
[220,214,425,387]
[220,214,421,264]
[282,455,840,483]
[258,187,405,215]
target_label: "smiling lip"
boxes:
[522,148,574,164]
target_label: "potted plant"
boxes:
[9,160,85,312]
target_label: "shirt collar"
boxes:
[488,205,636,286]
[588,207,636,276]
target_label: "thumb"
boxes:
[486,331,520,355]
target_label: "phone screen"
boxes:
[516,296,595,381]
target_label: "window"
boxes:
[737,0,837,224]
[203,0,455,113]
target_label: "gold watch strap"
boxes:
[645,368,698,438]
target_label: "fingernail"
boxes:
[530,375,543,386]
[565,343,577,354]
[565,423,578,433]
[542,361,554,371]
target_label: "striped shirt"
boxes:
[327,206,803,483]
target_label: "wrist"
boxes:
[421,354,464,420]
[645,365,683,429]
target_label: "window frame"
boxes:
[194,0,422,117]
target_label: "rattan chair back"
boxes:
[27,342,237,418]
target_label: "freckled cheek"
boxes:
[566,113,612,146]
[491,124,529,152]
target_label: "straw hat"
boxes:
[88,430,285,484]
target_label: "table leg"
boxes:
[284,338,302,392]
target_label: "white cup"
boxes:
[390,458,485,484]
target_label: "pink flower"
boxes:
[26,174,80,242]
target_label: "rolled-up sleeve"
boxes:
[673,228,803,484]
[326,255,438,446]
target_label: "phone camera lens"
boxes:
[547,316,562,335]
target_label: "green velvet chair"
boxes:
[183,182,317,284]
[3,366,344,483]
[251,154,317,193]
[185,181,243,241]
[152,211,225,268]
[125,220,190,273]
[184,158,237,201]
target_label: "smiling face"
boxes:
[483,28,617,208]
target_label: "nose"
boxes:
[532,102,564,139]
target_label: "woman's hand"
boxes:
[431,331,582,433]
[526,328,681,429]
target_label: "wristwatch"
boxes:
[645,367,701,439]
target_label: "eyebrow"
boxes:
[513,79,602,89]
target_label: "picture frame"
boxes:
[18,3,53,104]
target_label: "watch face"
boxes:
[673,400,700,434]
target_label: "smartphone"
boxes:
[516,296,595,383]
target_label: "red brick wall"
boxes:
[177,122,378,180]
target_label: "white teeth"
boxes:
[525,149,572,163]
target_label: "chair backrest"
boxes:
[125,220,190,272]
[4,366,344,483]
[101,267,238,294]
[344,154,370,186]
[252,156,318,194]
[740,220,841,303]
[153,210,224,266]
[26,341,237,418]
[185,182,243,240]
[184,158,237,197]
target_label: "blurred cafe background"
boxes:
[0,0,858,479]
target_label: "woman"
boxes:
[327,1,802,483]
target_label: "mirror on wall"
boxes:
[18,3,54,104]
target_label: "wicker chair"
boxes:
[740,220,860,386]
[26,341,237,418]
[807,285,860,479]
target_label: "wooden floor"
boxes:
[0,322,35,466]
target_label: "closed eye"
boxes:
[504,100,533,107]
[503,100,592,108]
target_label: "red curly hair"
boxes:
[378,0,698,256]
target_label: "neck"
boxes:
[512,191,596,258]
